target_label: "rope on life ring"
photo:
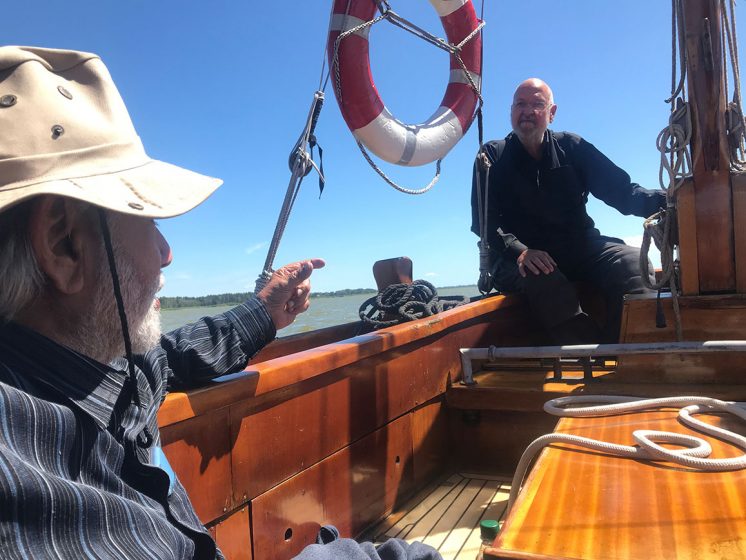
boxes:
[328,0,482,168]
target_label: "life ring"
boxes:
[328,0,482,167]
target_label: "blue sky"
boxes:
[7,1,745,295]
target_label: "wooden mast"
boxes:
[678,0,737,294]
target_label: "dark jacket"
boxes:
[471,130,665,260]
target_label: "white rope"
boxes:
[507,395,746,513]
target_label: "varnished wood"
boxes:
[617,293,746,382]
[158,295,530,428]
[160,408,233,522]
[213,507,253,560]
[488,410,746,560]
[676,179,700,295]
[229,344,418,501]
[682,0,736,292]
[249,321,364,364]
[250,414,414,559]
[368,472,511,560]
[446,368,612,412]
[411,400,450,486]
[159,295,539,534]
[733,172,746,292]
[452,410,558,475]
[373,256,413,291]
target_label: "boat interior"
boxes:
[158,281,746,559]
[158,0,746,558]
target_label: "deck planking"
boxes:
[365,472,511,560]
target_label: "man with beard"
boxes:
[471,78,665,344]
[0,46,324,559]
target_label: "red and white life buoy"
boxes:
[328,0,482,167]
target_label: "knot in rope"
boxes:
[478,150,491,171]
[359,280,468,329]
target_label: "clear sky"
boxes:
[7,1,745,296]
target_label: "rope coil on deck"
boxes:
[359,280,468,329]
[508,395,746,513]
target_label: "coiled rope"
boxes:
[358,280,468,329]
[641,0,746,338]
[507,395,746,513]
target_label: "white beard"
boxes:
[129,274,164,355]
[70,234,163,364]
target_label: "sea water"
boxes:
[160,285,482,337]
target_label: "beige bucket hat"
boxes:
[0,46,222,218]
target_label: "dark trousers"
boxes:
[493,235,655,344]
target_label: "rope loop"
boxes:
[507,395,746,513]
[359,280,468,329]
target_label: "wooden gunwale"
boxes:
[158,294,523,428]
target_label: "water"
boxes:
[160,285,482,336]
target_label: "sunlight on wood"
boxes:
[366,473,510,559]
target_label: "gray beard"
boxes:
[70,241,163,365]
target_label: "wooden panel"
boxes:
[250,414,414,559]
[452,411,558,475]
[230,345,423,501]
[160,408,233,523]
[447,369,583,413]
[734,172,746,293]
[683,0,735,292]
[229,296,533,502]
[411,400,450,486]
[489,410,746,560]
[214,506,252,560]
[676,179,700,295]
[617,294,746,383]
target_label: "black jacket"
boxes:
[471,130,665,259]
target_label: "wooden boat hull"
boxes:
[159,294,545,558]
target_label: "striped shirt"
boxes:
[0,298,275,559]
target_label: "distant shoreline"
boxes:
[159,285,477,310]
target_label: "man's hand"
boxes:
[257,258,326,330]
[517,249,556,277]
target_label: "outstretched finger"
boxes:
[286,258,325,286]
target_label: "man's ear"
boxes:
[549,104,557,124]
[28,196,96,295]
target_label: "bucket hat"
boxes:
[0,46,222,218]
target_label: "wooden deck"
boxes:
[365,472,511,559]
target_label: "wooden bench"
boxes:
[485,408,746,559]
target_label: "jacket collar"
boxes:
[0,321,126,430]
[508,130,562,169]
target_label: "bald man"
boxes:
[471,79,666,344]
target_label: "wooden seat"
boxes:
[486,409,746,559]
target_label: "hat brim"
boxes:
[0,159,223,218]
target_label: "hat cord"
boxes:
[97,209,153,449]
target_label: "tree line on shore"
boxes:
[158,288,379,309]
